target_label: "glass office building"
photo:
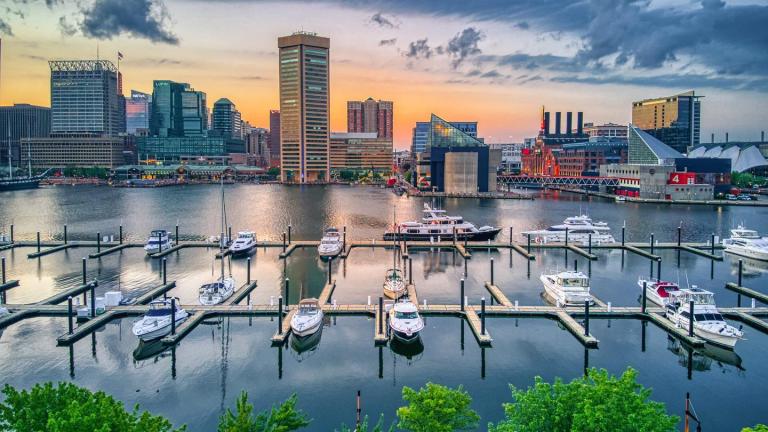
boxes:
[631,91,701,153]
[151,80,207,137]
[212,98,242,140]
[412,120,477,153]
[0,104,51,167]
[126,90,151,134]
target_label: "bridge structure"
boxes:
[498,175,619,187]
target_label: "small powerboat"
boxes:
[540,270,593,307]
[637,277,681,307]
[388,300,424,343]
[143,230,174,255]
[131,298,188,341]
[290,298,324,337]
[722,225,768,261]
[664,286,744,349]
[318,228,343,258]
[383,268,406,299]
[229,231,257,257]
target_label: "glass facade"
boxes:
[137,136,226,162]
[631,91,701,153]
[212,98,242,140]
[427,114,483,148]
[0,104,51,167]
[126,90,151,134]
[151,80,207,137]
[412,119,477,154]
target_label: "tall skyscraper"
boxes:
[278,31,330,183]
[212,98,242,140]
[126,90,151,134]
[150,80,207,137]
[269,110,281,166]
[0,104,51,166]
[49,60,121,136]
[347,97,393,139]
[631,90,701,153]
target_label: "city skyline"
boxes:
[1,0,767,148]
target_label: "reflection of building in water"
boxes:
[666,336,743,374]
[728,256,768,277]
[420,250,462,279]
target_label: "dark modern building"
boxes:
[126,90,151,134]
[150,80,207,137]
[347,98,393,140]
[557,137,627,177]
[0,104,51,168]
[632,90,701,154]
[137,136,244,163]
[212,98,243,140]
[411,120,477,154]
[269,110,281,166]
[49,60,123,137]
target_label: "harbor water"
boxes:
[1,184,768,430]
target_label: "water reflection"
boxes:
[289,327,323,361]
[667,336,745,374]
[728,256,768,277]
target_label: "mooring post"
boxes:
[90,282,95,318]
[677,224,682,247]
[171,298,177,335]
[64,224,68,244]
[343,226,347,249]
[688,300,695,337]
[588,233,592,254]
[490,257,494,286]
[175,224,179,245]
[656,257,661,280]
[328,257,333,284]
[621,222,625,246]
[1,257,5,284]
[227,226,232,246]
[710,233,715,255]
[460,279,465,311]
[282,232,286,253]
[737,259,743,307]
[574,259,578,272]
[527,233,531,253]
[97,232,101,253]
[277,296,283,334]
[481,297,486,335]
[565,227,569,246]
[247,257,251,284]
[10,224,13,243]
[509,227,513,245]
[67,296,74,335]
[584,300,590,336]
[162,258,167,285]
[288,225,292,244]
[650,233,655,255]
[642,281,647,314]
[36,231,41,253]
[284,278,290,308]
[119,225,123,244]
[464,256,468,277]
[82,257,87,285]
[378,296,383,335]
[409,257,413,284]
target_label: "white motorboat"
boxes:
[383,268,406,299]
[229,231,256,257]
[540,270,593,307]
[143,229,174,255]
[200,174,236,306]
[318,227,343,258]
[664,286,744,349]
[290,298,324,337]
[722,225,768,261]
[522,215,615,244]
[383,203,500,241]
[637,277,681,307]
[388,300,424,342]
[131,298,188,341]
[614,195,627,202]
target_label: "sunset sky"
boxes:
[1,0,767,148]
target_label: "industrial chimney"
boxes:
[555,112,561,135]
[544,112,550,135]
[577,112,583,135]
[566,112,573,136]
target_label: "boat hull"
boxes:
[291,313,324,337]
[0,178,40,192]
[133,314,188,341]
[541,276,592,307]
[383,228,501,242]
[229,244,255,257]
[724,246,768,261]
[392,329,421,343]
[318,245,343,258]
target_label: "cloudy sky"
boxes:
[1,0,767,148]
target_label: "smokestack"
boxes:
[577,112,583,135]
[555,112,561,135]
[711,133,714,144]
[726,132,729,143]
[762,131,765,142]
[544,112,550,135]
[566,112,573,136]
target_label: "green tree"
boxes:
[0,382,184,432]
[267,167,281,177]
[489,368,678,432]
[218,391,310,432]
[404,171,412,183]
[743,425,768,432]
[336,415,394,432]
[396,383,479,432]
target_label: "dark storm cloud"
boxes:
[369,12,396,28]
[445,27,483,68]
[404,39,433,59]
[80,0,179,44]
[551,73,768,92]
[0,18,12,36]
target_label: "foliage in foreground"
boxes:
[743,425,768,432]
[336,414,394,432]
[489,367,678,432]
[0,382,184,432]
[396,382,480,432]
[218,391,310,432]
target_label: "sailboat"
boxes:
[384,205,406,299]
[199,174,236,305]
[0,123,45,192]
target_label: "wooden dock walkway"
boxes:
[622,245,659,260]
[483,282,512,307]
[57,310,135,345]
[725,282,768,304]
[645,312,705,347]
[566,244,597,260]
[679,245,722,260]
[555,310,598,347]
[318,280,337,304]
[161,312,210,345]
[227,281,259,305]
[271,309,296,343]
[374,305,388,344]
[27,244,78,258]
[464,307,492,345]
[37,280,98,305]
[135,282,177,305]
[0,279,20,292]
[407,284,418,306]
[724,311,768,334]
[88,243,137,258]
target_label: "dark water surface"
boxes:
[2,185,768,430]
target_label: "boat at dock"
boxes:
[318,227,343,258]
[521,215,615,244]
[540,270,593,307]
[383,268,406,299]
[1,132,45,192]
[383,203,500,241]
[388,300,424,343]
[637,277,681,306]
[722,225,768,261]
[664,286,744,349]
[229,231,256,257]
[131,298,189,341]
[290,298,324,337]
[143,230,174,255]
[200,173,236,305]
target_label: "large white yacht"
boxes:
[290,298,324,337]
[383,204,500,241]
[229,231,256,257]
[664,286,744,349]
[722,225,768,261]
[540,270,593,307]
[318,227,343,258]
[388,300,424,343]
[637,277,681,307]
[131,298,188,341]
[521,215,615,244]
[143,230,174,255]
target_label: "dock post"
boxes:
[453,227,456,245]
[710,233,715,255]
[650,233,655,255]
[588,233,592,254]
[90,282,95,319]
[284,278,290,308]
[737,259,743,307]
[10,224,13,243]
[509,227,513,245]
[282,232,286,253]
[36,231,41,253]
[584,300,590,336]
[97,232,101,253]
[656,258,661,280]
[527,234,531,254]
[378,296,383,335]
[82,257,87,285]
[343,226,347,249]
[688,300,694,337]
[621,224,625,246]
[464,255,468,277]
[642,281,647,314]
[574,259,578,272]
[247,257,251,284]
[481,297,486,335]
[565,227,569,246]
[677,224,682,247]
[228,226,232,245]
[171,298,177,335]
[278,296,283,334]
[162,258,167,285]
[1,257,5,284]
[288,225,292,244]
[490,258,494,286]
[67,296,74,334]
[174,224,179,245]
[409,257,413,284]
[119,225,123,244]
[460,279,465,312]
[64,225,68,244]
[328,257,333,284]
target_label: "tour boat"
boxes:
[637,277,681,307]
[540,270,593,307]
[388,300,424,342]
[228,231,256,257]
[383,268,406,299]
[521,215,615,244]
[199,174,236,305]
[664,286,744,349]
[290,298,324,337]
[143,229,174,255]
[722,225,768,261]
[318,227,343,258]
[131,298,188,341]
[383,203,500,241]
[0,138,44,192]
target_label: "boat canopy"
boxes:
[150,230,169,237]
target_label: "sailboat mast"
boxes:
[26,124,31,177]
[7,119,11,180]
[220,174,225,279]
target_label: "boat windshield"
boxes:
[395,311,418,320]
[559,277,588,287]
[694,313,724,322]
[321,239,339,245]
[150,230,167,237]
[200,283,224,292]
[146,305,172,316]
[299,305,318,314]
[734,230,760,239]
